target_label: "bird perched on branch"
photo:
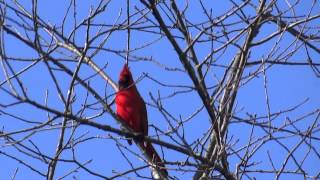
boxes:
[115,64,168,179]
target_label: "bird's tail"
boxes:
[137,141,168,179]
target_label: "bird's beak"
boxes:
[118,79,128,90]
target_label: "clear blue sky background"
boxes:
[0,0,319,179]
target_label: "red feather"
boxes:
[115,64,168,178]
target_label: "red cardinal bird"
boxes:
[115,64,168,179]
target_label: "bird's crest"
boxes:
[120,64,132,79]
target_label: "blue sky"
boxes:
[0,0,319,179]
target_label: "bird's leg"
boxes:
[133,132,145,142]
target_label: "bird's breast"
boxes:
[115,90,143,131]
